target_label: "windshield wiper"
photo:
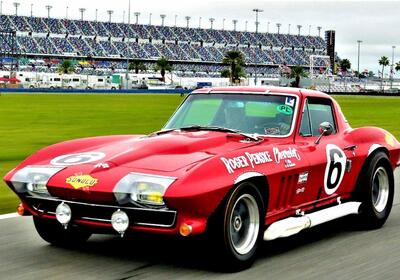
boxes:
[178,125,261,141]
[149,125,261,141]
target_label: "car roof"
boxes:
[191,86,331,100]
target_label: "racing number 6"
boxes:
[324,144,347,195]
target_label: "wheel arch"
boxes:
[234,172,269,213]
[354,146,392,198]
[207,172,270,226]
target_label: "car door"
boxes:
[295,97,355,209]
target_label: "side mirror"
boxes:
[315,122,334,144]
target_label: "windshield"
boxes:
[164,93,297,136]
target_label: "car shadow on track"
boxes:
[43,216,365,274]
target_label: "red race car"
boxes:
[4,86,400,269]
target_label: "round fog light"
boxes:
[179,223,192,237]
[111,209,129,237]
[56,202,71,228]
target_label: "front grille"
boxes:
[25,196,177,228]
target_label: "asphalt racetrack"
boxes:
[1,170,400,280]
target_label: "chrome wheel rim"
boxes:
[372,167,389,213]
[229,194,260,255]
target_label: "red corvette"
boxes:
[4,86,400,269]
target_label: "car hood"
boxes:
[23,131,261,173]
[107,131,259,172]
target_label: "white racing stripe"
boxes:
[0,213,20,220]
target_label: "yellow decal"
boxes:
[66,174,98,189]
[385,133,395,147]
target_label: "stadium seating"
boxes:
[0,13,328,77]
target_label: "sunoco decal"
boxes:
[66,174,98,189]
[221,147,301,174]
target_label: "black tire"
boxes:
[33,216,92,247]
[354,151,394,229]
[49,86,54,90]
[207,182,265,271]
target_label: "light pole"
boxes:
[107,10,113,23]
[160,14,166,26]
[123,11,125,23]
[357,40,362,77]
[222,18,226,30]
[30,3,33,17]
[66,6,69,19]
[79,8,86,21]
[13,2,19,16]
[128,0,131,24]
[134,12,140,24]
[45,5,52,18]
[267,21,270,33]
[245,20,248,32]
[276,23,281,34]
[308,25,311,36]
[288,23,291,35]
[199,17,202,28]
[0,1,3,16]
[185,16,191,28]
[253,8,263,86]
[95,9,98,21]
[149,13,152,25]
[297,25,302,36]
[233,19,237,31]
[174,14,177,27]
[209,18,215,30]
[317,26,322,37]
[391,45,396,89]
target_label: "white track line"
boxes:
[0,213,20,220]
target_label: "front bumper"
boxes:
[23,196,179,234]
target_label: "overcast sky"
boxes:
[1,0,399,74]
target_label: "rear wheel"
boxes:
[33,216,91,247]
[207,182,264,271]
[355,152,394,229]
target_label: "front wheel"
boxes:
[355,152,394,229]
[33,216,92,247]
[207,182,264,270]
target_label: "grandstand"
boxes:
[0,13,329,79]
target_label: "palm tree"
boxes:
[289,66,308,88]
[379,56,390,91]
[154,57,172,82]
[57,60,74,74]
[379,56,390,77]
[221,69,231,78]
[129,59,146,74]
[339,59,351,74]
[222,50,246,84]
[395,62,400,72]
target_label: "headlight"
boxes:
[10,166,64,196]
[113,173,176,207]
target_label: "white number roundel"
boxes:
[324,144,347,195]
[50,152,105,166]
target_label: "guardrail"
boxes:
[0,88,192,94]
[1,88,400,97]
[329,91,400,97]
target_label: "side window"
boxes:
[300,100,312,136]
[300,98,337,136]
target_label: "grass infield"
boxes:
[1,93,400,214]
